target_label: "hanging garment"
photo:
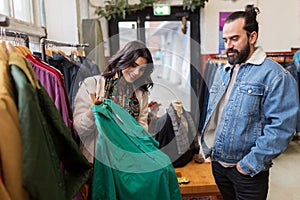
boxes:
[26,53,73,130]
[81,19,106,72]
[200,59,225,130]
[8,51,91,200]
[155,104,200,168]
[70,56,100,112]
[46,52,80,111]
[294,49,300,72]
[0,45,30,200]
[92,99,182,200]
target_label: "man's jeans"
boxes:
[212,161,269,200]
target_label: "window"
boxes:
[0,0,44,26]
[13,0,33,23]
[0,0,11,16]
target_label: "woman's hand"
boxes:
[86,92,105,120]
[89,92,104,105]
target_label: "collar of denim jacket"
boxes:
[224,46,266,71]
[246,46,266,65]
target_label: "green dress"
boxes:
[92,99,182,200]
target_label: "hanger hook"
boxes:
[0,27,3,40]
[82,46,86,57]
[3,28,7,41]
[17,32,20,45]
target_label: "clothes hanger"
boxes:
[0,27,7,50]
[45,44,54,58]
[14,46,25,56]
[15,39,32,56]
[268,54,293,64]
[0,40,5,48]
[10,33,31,57]
[7,41,41,89]
[6,41,17,54]
[82,46,86,57]
[70,50,83,62]
[57,49,66,57]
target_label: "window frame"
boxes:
[0,0,46,40]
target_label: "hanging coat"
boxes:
[0,46,30,200]
[9,51,91,200]
[92,99,182,200]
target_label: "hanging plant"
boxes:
[95,0,157,20]
[94,0,209,20]
[183,0,208,12]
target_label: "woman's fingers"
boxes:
[94,96,104,105]
[89,92,104,105]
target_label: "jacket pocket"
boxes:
[238,83,265,116]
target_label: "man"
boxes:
[200,5,299,200]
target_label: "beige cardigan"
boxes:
[73,75,149,163]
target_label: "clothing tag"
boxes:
[115,113,124,124]
[110,109,124,124]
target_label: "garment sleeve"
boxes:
[136,90,149,131]
[73,76,105,154]
[239,71,299,177]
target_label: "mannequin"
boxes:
[171,100,183,117]
[154,100,202,167]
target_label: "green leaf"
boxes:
[95,0,209,20]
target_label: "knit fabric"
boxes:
[167,104,197,154]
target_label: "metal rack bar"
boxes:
[0,15,10,27]
[2,29,30,47]
[40,37,89,61]
[267,53,294,57]
[1,15,47,48]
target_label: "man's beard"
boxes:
[226,42,250,65]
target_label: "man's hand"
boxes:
[236,162,249,176]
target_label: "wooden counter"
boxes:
[175,161,221,198]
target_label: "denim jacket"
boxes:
[201,47,299,177]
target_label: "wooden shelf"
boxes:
[175,161,221,197]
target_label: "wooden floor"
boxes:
[174,161,221,198]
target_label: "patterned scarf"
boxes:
[104,77,140,121]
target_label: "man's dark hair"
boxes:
[225,4,260,37]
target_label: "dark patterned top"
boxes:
[104,77,140,121]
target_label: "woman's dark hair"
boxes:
[102,40,154,92]
[225,4,260,37]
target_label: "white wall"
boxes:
[44,0,79,53]
[257,0,300,52]
[43,0,300,54]
[201,0,300,54]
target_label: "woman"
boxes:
[73,40,154,163]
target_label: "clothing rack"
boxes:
[214,54,227,59]
[1,28,30,47]
[267,53,294,64]
[40,37,89,61]
[209,54,227,64]
[0,15,10,27]
[0,15,35,48]
[266,53,294,57]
